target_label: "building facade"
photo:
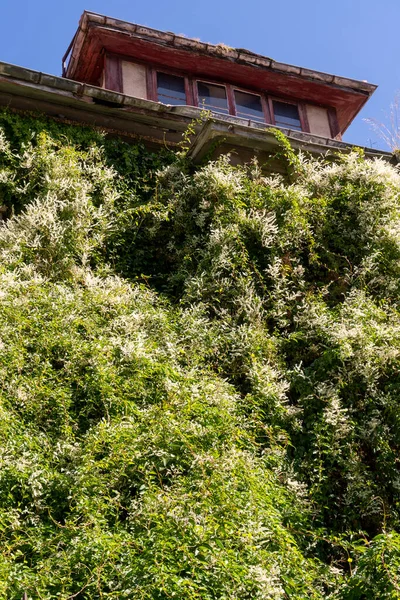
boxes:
[0,11,394,164]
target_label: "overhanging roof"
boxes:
[64,11,377,134]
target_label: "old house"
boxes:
[0,11,393,163]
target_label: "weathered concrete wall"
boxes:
[122,61,147,99]
[306,105,331,138]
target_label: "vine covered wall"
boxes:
[0,110,400,598]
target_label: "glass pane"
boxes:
[197,81,229,115]
[234,90,264,123]
[157,72,186,105]
[273,101,302,130]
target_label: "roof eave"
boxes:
[64,11,377,98]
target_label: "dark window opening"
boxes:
[273,101,302,130]
[234,90,264,123]
[157,72,186,105]
[198,81,229,115]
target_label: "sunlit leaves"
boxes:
[1,110,400,597]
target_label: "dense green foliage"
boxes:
[0,109,400,598]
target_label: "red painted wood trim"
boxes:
[268,98,276,125]
[146,67,157,101]
[104,54,122,92]
[96,49,106,87]
[299,103,310,133]
[226,84,236,116]
[261,95,271,124]
[328,107,342,140]
[185,77,194,106]
[192,79,200,108]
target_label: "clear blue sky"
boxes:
[0,0,398,150]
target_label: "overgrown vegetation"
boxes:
[0,109,400,598]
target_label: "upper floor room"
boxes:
[64,11,377,142]
[0,10,391,167]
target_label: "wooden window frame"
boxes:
[194,79,232,116]
[268,97,310,133]
[232,86,271,124]
[148,67,194,106]
[328,107,341,140]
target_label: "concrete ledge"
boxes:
[0,62,40,84]
[188,119,394,164]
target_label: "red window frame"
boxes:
[268,97,309,133]
[232,87,271,123]
[194,79,232,116]
[147,67,194,106]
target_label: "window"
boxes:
[148,66,307,132]
[272,101,302,130]
[197,81,229,115]
[234,90,264,123]
[157,72,186,105]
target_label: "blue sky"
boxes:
[1,0,398,150]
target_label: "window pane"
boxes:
[273,101,302,130]
[197,82,229,115]
[234,90,264,123]
[157,72,186,105]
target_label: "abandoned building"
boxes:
[0,11,393,163]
